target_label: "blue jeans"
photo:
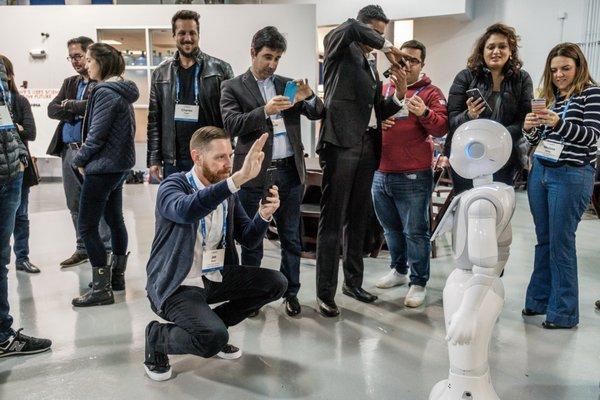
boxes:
[78,172,129,268]
[237,167,303,297]
[13,184,30,263]
[0,172,23,342]
[164,159,194,178]
[525,158,595,327]
[371,170,433,287]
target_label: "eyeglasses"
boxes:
[405,57,422,66]
[67,54,84,62]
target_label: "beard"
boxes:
[177,43,200,59]
[202,164,230,184]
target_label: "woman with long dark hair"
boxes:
[71,43,138,307]
[446,23,533,193]
[522,43,599,329]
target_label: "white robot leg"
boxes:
[430,268,505,400]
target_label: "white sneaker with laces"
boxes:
[404,285,426,308]
[376,269,408,289]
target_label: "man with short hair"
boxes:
[220,26,324,316]
[315,5,409,317]
[47,36,112,268]
[372,39,448,307]
[144,128,287,382]
[147,9,234,181]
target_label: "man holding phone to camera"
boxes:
[315,5,410,317]
[220,26,324,316]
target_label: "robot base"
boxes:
[429,370,499,400]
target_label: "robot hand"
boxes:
[446,309,477,345]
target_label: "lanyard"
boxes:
[176,64,200,105]
[0,84,11,108]
[542,97,572,141]
[186,170,227,248]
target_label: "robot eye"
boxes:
[465,141,486,159]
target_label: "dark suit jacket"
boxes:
[318,18,401,158]
[145,172,270,311]
[220,69,324,188]
[46,75,94,157]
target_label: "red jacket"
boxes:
[378,75,448,173]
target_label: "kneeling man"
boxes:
[144,127,287,381]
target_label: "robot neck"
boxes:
[472,174,493,187]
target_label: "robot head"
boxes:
[449,119,512,179]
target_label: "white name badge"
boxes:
[0,105,15,130]
[174,104,199,122]
[393,106,409,120]
[534,139,564,163]
[202,248,225,274]
[272,117,287,137]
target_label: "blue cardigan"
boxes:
[145,172,270,311]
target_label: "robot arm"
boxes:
[446,199,498,345]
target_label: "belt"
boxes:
[270,156,295,169]
[67,142,82,150]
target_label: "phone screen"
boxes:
[262,168,277,203]
[284,81,298,103]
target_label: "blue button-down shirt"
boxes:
[61,80,88,144]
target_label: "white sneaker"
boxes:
[216,344,242,360]
[376,269,409,289]
[404,285,426,308]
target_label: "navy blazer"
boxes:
[145,172,270,311]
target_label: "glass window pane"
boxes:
[149,29,177,66]
[98,29,147,66]
[124,69,149,106]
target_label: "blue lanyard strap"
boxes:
[186,171,227,248]
[543,97,572,140]
[176,63,201,105]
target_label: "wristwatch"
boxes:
[422,107,430,118]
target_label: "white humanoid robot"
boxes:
[429,119,515,400]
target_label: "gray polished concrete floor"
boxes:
[1,182,599,400]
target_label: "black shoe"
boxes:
[144,321,172,381]
[284,296,301,317]
[111,252,129,291]
[317,297,340,317]
[0,328,51,358]
[595,300,600,310]
[15,260,40,274]
[542,321,575,330]
[248,310,260,318]
[60,252,88,268]
[522,308,545,316]
[342,285,378,303]
[216,344,242,360]
[72,266,114,307]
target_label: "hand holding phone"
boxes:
[283,81,298,103]
[262,167,277,203]
[465,88,491,119]
[531,98,546,114]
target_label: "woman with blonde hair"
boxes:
[522,43,599,329]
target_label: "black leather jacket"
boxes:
[146,51,233,167]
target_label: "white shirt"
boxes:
[181,170,239,288]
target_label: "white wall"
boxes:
[0,4,317,173]
[414,0,587,95]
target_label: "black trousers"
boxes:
[316,132,378,301]
[148,265,287,358]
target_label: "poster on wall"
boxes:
[20,88,60,158]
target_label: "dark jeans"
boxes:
[12,184,30,263]
[316,133,378,301]
[238,166,303,297]
[451,163,516,194]
[61,147,111,253]
[0,172,23,342]
[78,172,129,268]
[147,265,287,357]
[525,158,595,327]
[164,159,194,179]
[371,170,433,287]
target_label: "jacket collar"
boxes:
[242,68,267,106]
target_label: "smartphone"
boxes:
[466,88,492,112]
[283,81,298,103]
[262,167,277,203]
[531,98,546,113]
[383,58,408,78]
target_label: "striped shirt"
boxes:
[523,86,600,167]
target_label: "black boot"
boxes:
[111,252,130,291]
[72,266,114,307]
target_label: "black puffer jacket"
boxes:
[72,79,139,174]
[0,58,27,185]
[446,67,533,166]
